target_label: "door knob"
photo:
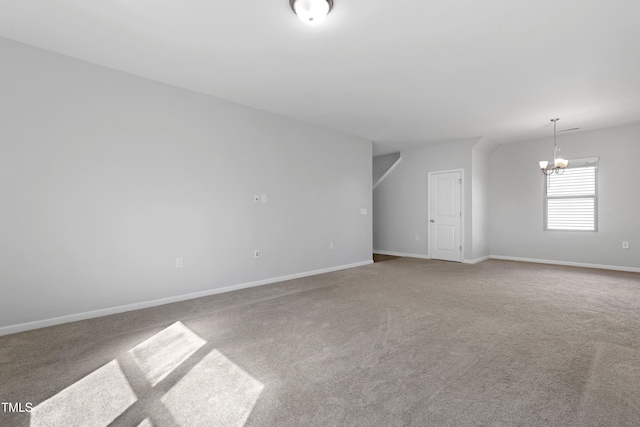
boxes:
[430,219,435,223]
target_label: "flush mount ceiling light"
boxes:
[539,118,569,175]
[290,0,333,25]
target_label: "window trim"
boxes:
[543,157,599,232]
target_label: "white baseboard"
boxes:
[490,255,640,273]
[374,250,491,265]
[0,260,373,337]
[373,250,430,260]
[463,255,491,265]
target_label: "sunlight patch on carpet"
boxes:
[30,360,137,427]
[129,321,206,387]
[162,349,264,427]
[30,322,263,426]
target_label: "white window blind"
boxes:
[544,159,598,231]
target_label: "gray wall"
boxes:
[373,152,400,185]
[489,123,640,269]
[471,147,490,260]
[373,138,483,261]
[0,38,373,329]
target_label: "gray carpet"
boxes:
[1,258,640,426]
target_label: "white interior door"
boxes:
[429,171,462,262]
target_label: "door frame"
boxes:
[427,168,465,261]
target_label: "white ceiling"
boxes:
[2,0,639,155]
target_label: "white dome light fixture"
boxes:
[290,0,333,25]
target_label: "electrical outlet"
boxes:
[261,194,267,203]
[622,241,630,249]
[176,257,184,268]
[330,242,334,250]
[415,235,419,241]
[360,208,368,215]
[254,250,260,258]
[254,194,260,203]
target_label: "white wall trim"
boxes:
[0,260,373,337]
[374,250,490,265]
[373,250,430,260]
[490,255,640,273]
[463,255,491,264]
[373,156,402,190]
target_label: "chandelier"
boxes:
[539,118,568,175]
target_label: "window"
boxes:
[544,158,598,231]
